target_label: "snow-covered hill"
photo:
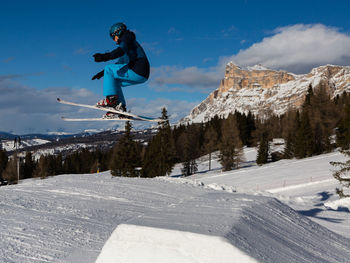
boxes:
[181,63,350,124]
[0,149,349,262]
[1,138,51,152]
[1,128,156,161]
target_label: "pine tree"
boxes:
[313,122,328,155]
[303,85,314,108]
[0,149,8,179]
[330,149,350,198]
[336,103,350,149]
[54,153,63,175]
[182,159,198,176]
[65,152,80,174]
[2,154,19,183]
[180,126,199,176]
[309,84,334,153]
[256,131,269,165]
[234,111,256,146]
[209,115,222,142]
[283,133,294,159]
[110,121,141,177]
[246,111,256,147]
[141,138,158,178]
[22,151,36,179]
[281,110,299,143]
[34,155,51,178]
[63,155,74,174]
[203,124,218,171]
[294,110,314,158]
[142,108,176,178]
[219,115,244,171]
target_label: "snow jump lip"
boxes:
[95,224,258,263]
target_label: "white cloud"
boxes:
[0,76,197,134]
[149,65,223,93]
[226,24,350,73]
[150,23,350,94]
[0,76,104,134]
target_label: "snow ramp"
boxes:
[95,224,258,263]
[94,179,350,263]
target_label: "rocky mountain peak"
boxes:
[180,64,350,124]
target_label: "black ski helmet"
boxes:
[109,22,127,39]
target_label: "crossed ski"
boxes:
[57,98,164,122]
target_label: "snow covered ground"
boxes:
[187,149,350,239]
[0,148,349,262]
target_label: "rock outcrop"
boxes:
[181,63,350,124]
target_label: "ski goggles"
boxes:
[110,28,125,39]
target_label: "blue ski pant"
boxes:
[103,63,147,106]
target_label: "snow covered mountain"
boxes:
[181,63,350,124]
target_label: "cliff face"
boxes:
[215,63,295,99]
[181,63,350,124]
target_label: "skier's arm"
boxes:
[93,47,125,62]
[92,70,104,80]
[107,47,125,60]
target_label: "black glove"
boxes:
[93,53,109,62]
[92,70,104,80]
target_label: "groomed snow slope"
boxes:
[0,170,350,262]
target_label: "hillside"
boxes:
[0,149,349,262]
[0,128,156,159]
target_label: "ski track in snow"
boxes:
[0,149,350,262]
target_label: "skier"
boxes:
[92,22,150,118]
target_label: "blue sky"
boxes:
[1,0,350,134]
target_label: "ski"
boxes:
[61,116,134,121]
[57,98,164,122]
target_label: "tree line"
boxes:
[1,86,350,186]
[0,148,112,184]
[255,85,350,164]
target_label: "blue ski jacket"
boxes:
[103,30,150,79]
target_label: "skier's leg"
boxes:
[103,63,147,106]
[119,69,148,88]
[103,64,126,106]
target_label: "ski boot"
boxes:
[96,95,127,119]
